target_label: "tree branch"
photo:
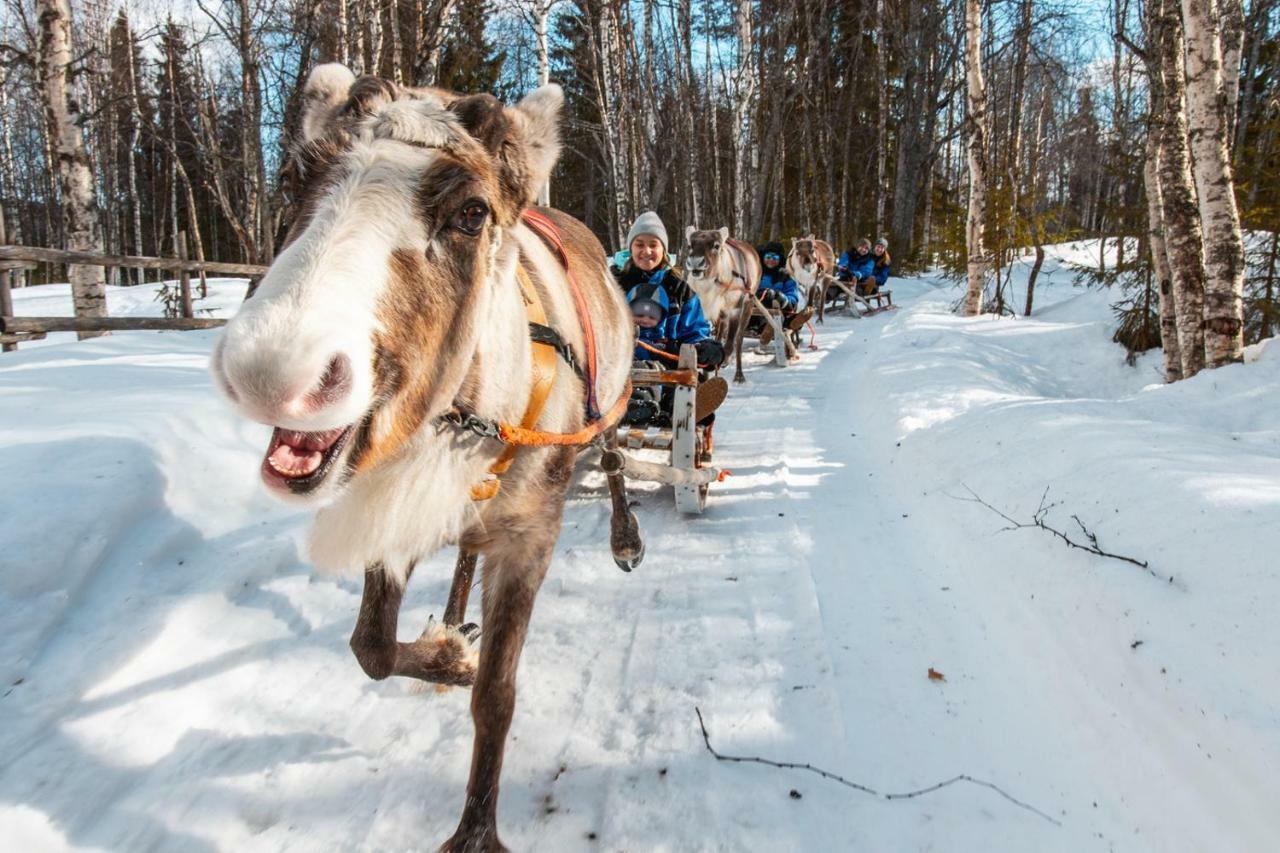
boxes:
[955,485,1171,583]
[695,708,1062,827]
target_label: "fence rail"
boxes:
[0,236,261,352]
[0,244,268,277]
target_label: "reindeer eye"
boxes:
[452,201,489,236]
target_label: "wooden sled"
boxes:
[744,295,795,366]
[821,277,897,318]
[612,344,721,515]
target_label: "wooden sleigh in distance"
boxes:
[817,275,896,321]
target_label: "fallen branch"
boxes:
[695,707,1062,827]
[956,485,1171,583]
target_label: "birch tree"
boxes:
[962,0,988,315]
[1181,0,1245,366]
[38,0,106,337]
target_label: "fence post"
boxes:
[1,267,14,353]
[176,231,194,319]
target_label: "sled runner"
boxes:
[821,276,897,318]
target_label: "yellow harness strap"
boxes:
[469,263,559,501]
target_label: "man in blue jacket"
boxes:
[837,238,877,295]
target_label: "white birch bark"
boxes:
[1181,0,1245,366]
[731,0,755,235]
[1145,133,1183,381]
[1154,0,1207,377]
[962,0,989,315]
[39,0,107,337]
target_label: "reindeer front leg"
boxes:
[444,449,574,852]
[730,293,753,384]
[350,562,477,687]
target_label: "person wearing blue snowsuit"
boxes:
[870,237,892,289]
[757,241,800,312]
[837,238,877,294]
[612,211,725,427]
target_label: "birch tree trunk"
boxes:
[535,0,551,205]
[874,0,887,237]
[1154,0,1207,376]
[39,0,107,338]
[732,0,755,235]
[962,0,989,315]
[1145,132,1184,381]
[1181,0,1245,366]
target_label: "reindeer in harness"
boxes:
[681,227,762,383]
[212,64,639,850]
[787,235,837,323]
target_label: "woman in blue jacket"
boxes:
[870,237,892,290]
[613,212,725,426]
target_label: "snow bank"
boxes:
[1,248,1276,851]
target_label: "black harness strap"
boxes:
[528,321,587,383]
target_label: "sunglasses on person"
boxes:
[763,253,781,262]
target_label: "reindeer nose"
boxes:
[301,353,353,414]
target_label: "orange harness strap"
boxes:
[469,265,560,501]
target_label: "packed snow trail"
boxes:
[2,248,1278,851]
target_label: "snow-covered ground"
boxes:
[2,242,1277,851]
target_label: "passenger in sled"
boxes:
[752,240,814,345]
[611,211,728,428]
[836,237,891,297]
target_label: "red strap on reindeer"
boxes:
[520,208,603,422]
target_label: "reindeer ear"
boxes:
[452,87,562,221]
[513,84,563,192]
[718,226,729,242]
[685,225,696,243]
[300,63,355,143]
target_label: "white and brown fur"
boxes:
[786,235,837,322]
[212,63,633,851]
[680,226,762,383]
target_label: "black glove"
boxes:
[694,339,726,368]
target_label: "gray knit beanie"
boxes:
[626,211,669,254]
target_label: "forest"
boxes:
[1,0,1277,377]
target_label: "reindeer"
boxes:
[211,63,638,851]
[681,226,762,383]
[787,235,837,323]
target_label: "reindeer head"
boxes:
[791,235,820,268]
[682,226,730,281]
[211,64,563,504]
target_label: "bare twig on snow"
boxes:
[695,707,1062,827]
[955,485,1172,583]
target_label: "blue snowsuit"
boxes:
[616,266,713,361]
[872,256,892,287]
[759,268,800,310]
[837,248,875,282]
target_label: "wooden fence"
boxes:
[0,234,267,352]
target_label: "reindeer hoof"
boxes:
[732,372,746,385]
[613,539,645,572]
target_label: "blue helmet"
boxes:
[626,281,672,324]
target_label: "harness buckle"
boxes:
[441,409,504,441]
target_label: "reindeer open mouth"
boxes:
[261,424,356,495]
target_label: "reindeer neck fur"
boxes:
[690,239,756,323]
